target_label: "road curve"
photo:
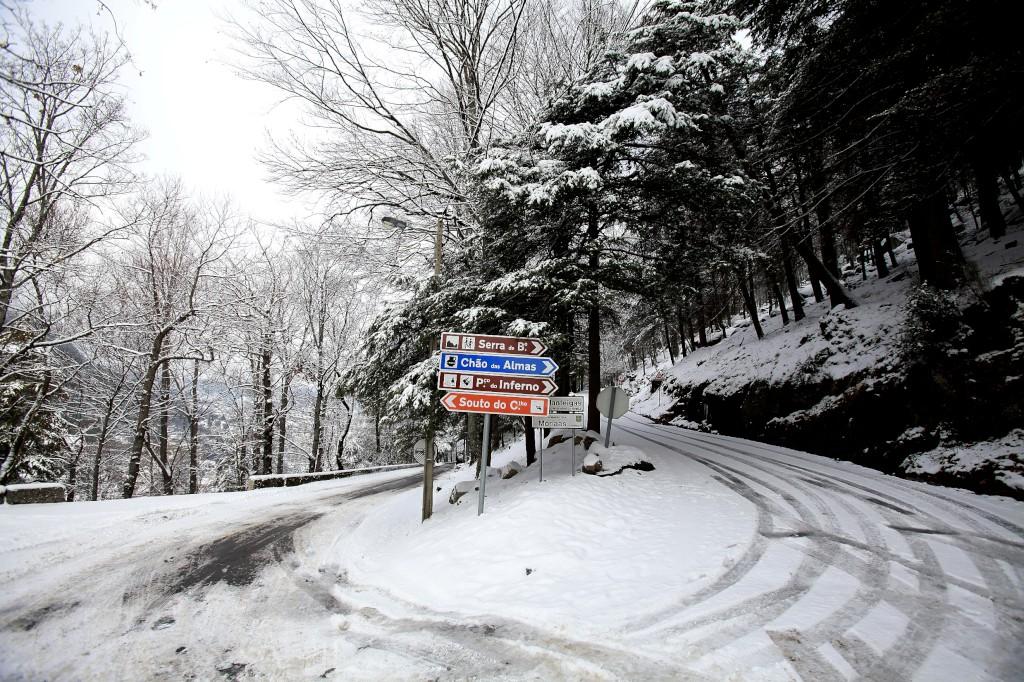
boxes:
[615,412,1024,681]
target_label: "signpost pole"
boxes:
[539,429,543,482]
[422,434,434,521]
[478,413,491,516]
[604,389,616,448]
[571,429,576,477]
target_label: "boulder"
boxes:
[500,461,523,479]
[581,453,603,475]
[449,480,477,504]
[579,430,602,448]
[5,483,66,504]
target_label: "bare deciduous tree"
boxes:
[116,181,235,498]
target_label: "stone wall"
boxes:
[4,483,67,504]
[247,463,421,490]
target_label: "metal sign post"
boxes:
[604,391,615,448]
[434,331,558,517]
[478,414,491,515]
[539,429,543,482]
[571,430,576,476]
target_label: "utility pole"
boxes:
[422,215,444,521]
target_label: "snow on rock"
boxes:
[449,480,477,504]
[581,444,647,476]
[903,429,1024,491]
[500,461,523,479]
[581,452,602,474]
[4,483,66,505]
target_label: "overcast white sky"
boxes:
[28,0,309,224]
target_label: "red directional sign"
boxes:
[441,392,549,417]
[441,332,547,357]
[438,371,557,396]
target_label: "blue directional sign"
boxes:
[440,351,558,377]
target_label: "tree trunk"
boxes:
[587,302,601,433]
[907,192,964,290]
[780,236,806,321]
[695,285,708,346]
[91,418,110,501]
[277,377,291,475]
[557,310,574,396]
[466,413,480,465]
[663,316,678,364]
[887,235,899,268]
[793,238,858,308]
[872,239,890,278]
[374,402,381,454]
[250,363,262,476]
[336,397,353,470]
[1002,171,1024,214]
[310,381,325,473]
[237,443,247,489]
[974,159,1007,239]
[674,306,689,357]
[735,268,765,339]
[158,359,172,495]
[767,269,789,325]
[809,271,825,302]
[189,359,200,493]
[586,206,602,434]
[804,160,841,280]
[66,446,80,502]
[122,335,167,498]
[794,183,827,303]
[261,342,273,475]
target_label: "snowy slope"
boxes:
[630,220,1024,495]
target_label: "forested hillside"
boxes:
[1,0,1020,498]
[345,0,1023,491]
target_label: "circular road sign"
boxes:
[413,438,432,464]
[596,386,629,419]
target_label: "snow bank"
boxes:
[336,436,755,636]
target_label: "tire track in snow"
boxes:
[616,416,1024,680]
[286,557,710,679]
[670,422,1024,539]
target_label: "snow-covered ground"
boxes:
[2,416,1020,680]
[630,218,1024,492]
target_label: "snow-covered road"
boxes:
[0,417,1021,681]
[615,413,1024,680]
